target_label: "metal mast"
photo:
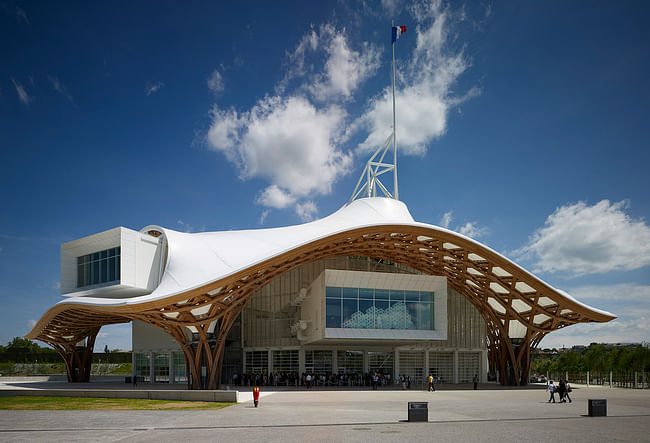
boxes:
[348,21,401,204]
[391,19,399,200]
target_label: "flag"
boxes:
[392,25,407,43]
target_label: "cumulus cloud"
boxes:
[207,69,224,94]
[207,95,352,214]
[146,81,164,95]
[356,0,477,155]
[439,210,486,238]
[11,77,33,105]
[539,284,650,348]
[27,319,36,329]
[48,76,74,103]
[516,200,650,276]
[295,201,318,221]
[279,23,381,102]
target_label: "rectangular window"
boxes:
[135,353,151,382]
[173,352,187,383]
[76,247,121,288]
[153,352,169,383]
[325,286,435,331]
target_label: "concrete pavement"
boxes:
[0,383,648,442]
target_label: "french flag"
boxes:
[392,25,407,43]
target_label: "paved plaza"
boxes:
[0,382,648,442]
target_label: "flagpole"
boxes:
[391,20,399,200]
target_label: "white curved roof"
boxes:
[55,197,613,318]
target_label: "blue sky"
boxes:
[1,1,649,351]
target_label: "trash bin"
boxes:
[408,402,428,422]
[588,399,607,417]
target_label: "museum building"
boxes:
[27,197,615,389]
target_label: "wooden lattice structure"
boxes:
[27,220,615,388]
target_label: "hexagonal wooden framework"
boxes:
[26,225,614,388]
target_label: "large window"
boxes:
[173,352,187,382]
[326,286,434,330]
[304,350,332,375]
[272,350,299,374]
[135,353,150,382]
[153,352,169,383]
[77,247,120,288]
[245,351,268,375]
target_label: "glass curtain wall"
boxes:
[153,353,169,383]
[173,352,187,382]
[245,351,268,375]
[368,351,394,379]
[326,287,434,330]
[458,352,480,383]
[77,247,120,288]
[429,352,453,384]
[399,351,425,385]
[272,350,299,374]
[135,353,151,382]
[304,350,332,375]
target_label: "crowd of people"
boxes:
[230,372,402,388]
[546,378,573,403]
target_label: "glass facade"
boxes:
[245,351,268,375]
[458,352,480,383]
[429,352,453,384]
[173,352,187,382]
[337,350,363,374]
[272,350,299,374]
[153,352,169,383]
[368,351,393,377]
[77,247,120,288]
[325,286,434,330]
[135,353,151,382]
[304,350,332,374]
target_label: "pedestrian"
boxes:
[373,373,379,390]
[428,374,435,392]
[558,379,566,403]
[306,373,312,389]
[547,380,556,403]
[407,375,411,389]
[564,380,573,403]
[473,373,479,390]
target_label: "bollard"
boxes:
[408,402,428,422]
[253,386,260,408]
[588,399,607,417]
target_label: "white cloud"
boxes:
[93,323,132,352]
[439,210,486,238]
[440,211,453,228]
[295,201,318,222]
[11,77,33,105]
[356,1,477,155]
[48,76,74,103]
[256,185,296,209]
[539,284,650,348]
[279,24,381,102]
[27,319,36,329]
[207,69,224,94]
[517,200,650,276]
[381,0,401,15]
[52,281,61,290]
[146,81,164,95]
[207,95,352,210]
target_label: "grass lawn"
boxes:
[0,396,235,410]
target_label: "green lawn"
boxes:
[0,396,235,410]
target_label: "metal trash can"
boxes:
[588,399,607,417]
[408,402,428,422]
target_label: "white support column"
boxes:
[482,350,488,383]
[332,350,338,374]
[267,350,273,376]
[363,351,369,375]
[299,349,305,376]
[424,350,430,380]
[453,350,459,384]
[610,371,613,388]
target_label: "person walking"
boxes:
[473,373,479,390]
[428,374,435,392]
[564,380,573,403]
[558,379,567,403]
[547,380,556,403]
